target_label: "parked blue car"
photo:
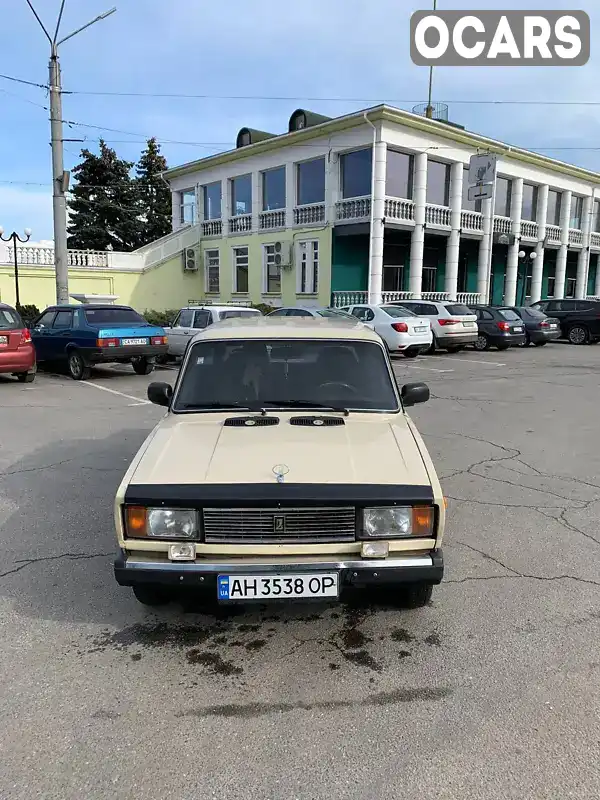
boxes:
[30,304,168,380]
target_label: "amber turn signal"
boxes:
[412,506,434,537]
[125,506,147,536]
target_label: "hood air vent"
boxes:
[290,416,345,427]
[224,416,280,427]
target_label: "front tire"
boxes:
[496,343,510,351]
[473,333,490,351]
[132,584,171,607]
[427,336,437,355]
[16,371,36,383]
[567,325,589,345]
[67,349,91,381]
[534,340,547,347]
[403,349,419,359]
[132,356,154,375]
[402,582,434,609]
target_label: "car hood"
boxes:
[130,413,430,486]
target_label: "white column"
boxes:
[576,194,593,298]
[445,162,463,300]
[220,179,228,234]
[504,177,523,306]
[251,172,261,233]
[368,140,387,304]
[555,189,572,299]
[531,184,548,303]
[196,183,204,226]
[595,252,600,297]
[325,152,338,226]
[409,152,427,298]
[285,162,295,229]
[171,191,180,231]
[478,196,493,301]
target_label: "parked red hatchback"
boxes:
[0,303,36,383]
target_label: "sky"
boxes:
[1,0,599,242]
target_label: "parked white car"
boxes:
[163,305,262,358]
[339,304,432,358]
[389,300,478,353]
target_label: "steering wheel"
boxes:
[318,381,359,395]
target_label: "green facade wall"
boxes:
[331,234,369,292]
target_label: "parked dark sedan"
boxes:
[530,298,600,345]
[467,305,526,351]
[502,306,561,347]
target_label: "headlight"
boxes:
[362,506,434,538]
[125,506,199,539]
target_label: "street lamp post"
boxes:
[518,249,537,306]
[0,228,32,308]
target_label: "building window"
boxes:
[593,199,600,233]
[204,249,220,294]
[341,148,372,199]
[231,174,252,216]
[495,177,512,217]
[546,190,562,226]
[263,244,282,294]
[386,150,413,199]
[566,277,576,297]
[262,166,286,211]
[521,183,538,222]
[233,246,249,293]
[570,195,583,229]
[297,240,319,294]
[461,167,482,212]
[180,189,196,224]
[422,267,437,293]
[297,157,325,206]
[426,160,450,206]
[202,182,222,221]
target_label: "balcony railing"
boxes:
[12,246,110,267]
[520,220,538,240]
[568,228,583,246]
[385,198,415,223]
[331,290,482,308]
[494,216,511,235]
[545,224,561,244]
[229,214,252,234]
[461,211,484,232]
[590,232,600,249]
[424,204,451,227]
[335,197,371,222]
[201,219,222,237]
[294,203,325,226]
[259,209,286,230]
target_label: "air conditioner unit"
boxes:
[183,248,198,271]
[273,241,293,270]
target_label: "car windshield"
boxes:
[83,307,145,324]
[0,307,23,330]
[317,309,355,319]
[381,305,417,318]
[445,304,472,315]
[498,309,521,321]
[174,338,399,413]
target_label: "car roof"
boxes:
[42,304,135,311]
[184,305,259,311]
[189,316,376,344]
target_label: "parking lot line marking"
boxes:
[445,357,506,366]
[77,381,151,405]
[402,365,454,373]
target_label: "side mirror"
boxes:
[401,382,430,407]
[147,381,173,407]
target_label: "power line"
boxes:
[0,72,46,89]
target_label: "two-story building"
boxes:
[164,102,600,309]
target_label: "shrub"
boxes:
[142,309,179,327]
[251,303,276,315]
[17,304,40,325]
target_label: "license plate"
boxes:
[549,324,557,328]
[0,336,7,345]
[217,573,339,601]
[462,321,475,327]
[121,337,148,346]
[513,327,523,332]
[414,326,428,333]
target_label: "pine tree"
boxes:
[134,138,171,247]
[67,140,140,252]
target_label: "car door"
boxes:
[167,309,195,356]
[411,302,441,336]
[30,309,58,361]
[574,300,600,337]
[543,300,572,336]
[47,310,74,361]
[349,306,376,329]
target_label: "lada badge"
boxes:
[272,464,289,484]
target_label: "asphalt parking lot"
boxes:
[1,344,599,800]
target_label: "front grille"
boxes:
[289,416,345,427]
[203,507,356,544]
[223,416,279,427]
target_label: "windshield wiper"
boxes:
[179,401,266,414]
[261,399,350,416]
